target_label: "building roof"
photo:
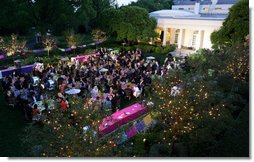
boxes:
[216,0,240,4]
[149,9,227,20]
[173,0,211,5]
[199,13,228,19]
[173,0,240,5]
[150,10,199,18]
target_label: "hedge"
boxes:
[120,44,176,54]
[0,43,176,69]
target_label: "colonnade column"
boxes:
[195,30,202,50]
[162,27,167,46]
[178,28,183,49]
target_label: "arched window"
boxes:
[174,29,180,44]
[192,31,198,47]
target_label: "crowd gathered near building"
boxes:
[0,48,186,122]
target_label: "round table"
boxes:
[65,88,81,95]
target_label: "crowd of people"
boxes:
[0,47,186,122]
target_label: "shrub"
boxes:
[160,45,175,54]
[119,46,136,52]
[149,144,171,157]
[132,133,161,156]
[144,45,155,53]
[0,57,16,69]
[21,57,35,66]
[134,44,154,53]
[165,45,176,53]
[155,46,163,53]
[42,56,59,66]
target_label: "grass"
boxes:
[0,85,27,157]
[0,44,167,157]
[0,108,27,157]
[0,82,142,157]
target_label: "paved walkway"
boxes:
[170,48,196,58]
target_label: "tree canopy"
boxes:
[0,0,30,35]
[98,6,157,43]
[0,34,26,56]
[0,0,116,35]
[129,0,173,12]
[211,0,249,48]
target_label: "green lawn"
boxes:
[0,49,166,157]
[0,86,27,157]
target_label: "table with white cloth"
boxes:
[33,99,55,112]
[65,88,81,95]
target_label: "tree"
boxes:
[209,104,249,157]
[129,0,173,12]
[0,0,30,35]
[1,34,26,56]
[92,0,116,17]
[42,36,55,57]
[72,0,97,33]
[0,0,118,35]
[98,6,157,44]
[96,8,122,33]
[65,29,83,54]
[211,0,249,48]
[221,41,249,82]
[147,41,249,155]
[25,0,76,35]
[0,36,4,50]
[21,96,120,157]
[148,71,225,146]
[90,0,117,29]
[91,29,108,43]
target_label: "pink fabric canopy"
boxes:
[75,54,99,62]
[99,103,147,136]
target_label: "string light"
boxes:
[21,42,248,157]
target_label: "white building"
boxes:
[149,0,239,52]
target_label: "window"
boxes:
[192,31,198,47]
[178,8,184,10]
[215,7,222,10]
[203,7,209,11]
[174,29,180,44]
[188,8,194,10]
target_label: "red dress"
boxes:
[61,100,67,111]
[33,109,40,116]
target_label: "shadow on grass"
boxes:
[0,85,27,157]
